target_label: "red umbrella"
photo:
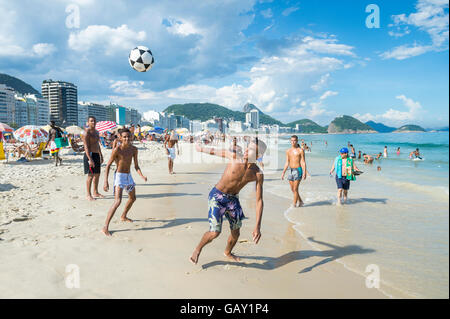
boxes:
[95,121,117,132]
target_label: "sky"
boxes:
[0,0,448,128]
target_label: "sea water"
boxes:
[263,132,449,298]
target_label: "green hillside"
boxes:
[0,73,40,96]
[163,103,284,126]
[395,124,426,132]
[286,119,328,133]
[328,115,375,133]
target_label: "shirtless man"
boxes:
[281,135,307,207]
[164,130,179,174]
[189,138,266,264]
[45,120,64,166]
[102,128,147,236]
[83,116,104,201]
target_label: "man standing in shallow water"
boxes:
[281,135,307,208]
[102,129,147,236]
[83,116,104,201]
[190,138,266,264]
[330,147,362,205]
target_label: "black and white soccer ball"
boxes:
[128,46,154,72]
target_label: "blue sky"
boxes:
[0,0,448,127]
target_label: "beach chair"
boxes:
[100,136,107,148]
[26,142,46,160]
[0,141,6,161]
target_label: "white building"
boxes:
[77,102,89,127]
[229,120,245,133]
[0,84,15,124]
[25,94,49,126]
[14,95,28,127]
[190,120,202,133]
[202,119,219,132]
[245,109,259,129]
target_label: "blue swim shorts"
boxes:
[208,187,245,232]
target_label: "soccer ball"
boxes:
[128,46,154,72]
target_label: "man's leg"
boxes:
[343,189,348,203]
[92,174,104,198]
[121,188,136,222]
[169,158,174,174]
[102,187,123,236]
[190,231,221,264]
[337,188,343,205]
[294,179,303,207]
[86,174,95,201]
[289,180,297,206]
[224,228,241,262]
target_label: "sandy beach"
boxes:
[0,141,392,299]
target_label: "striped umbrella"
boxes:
[65,125,84,135]
[0,122,14,133]
[95,121,117,132]
[14,125,49,145]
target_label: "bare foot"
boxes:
[86,195,95,201]
[121,217,133,223]
[297,201,304,207]
[102,227,112,236]
[93,193,105,199]
[224,252,241,262]
[190,249,200,264]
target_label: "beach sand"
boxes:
[0,142,388,298]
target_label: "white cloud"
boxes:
[383,0,449,59]
[32,43,56,57]
[282,6,300,16]
[320,90,338,100]
[353,95,424,126]
[68,24,146,54]
[261,8,273,19]
[165,19,202,37]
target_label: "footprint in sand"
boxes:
[13,216,31,222]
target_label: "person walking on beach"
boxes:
[102,128,147,236]
[45,121,64,166]
[397,147,401,155]
[329,147,362,205]
[281,135,307,208]
[83,116,104,201]
[164,129,179,174]
[384,146,388,158]
[189,138,266,264]
[350,144,356,158]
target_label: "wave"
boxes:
[368,141,449,149]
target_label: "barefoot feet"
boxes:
[121,217,133,223]
[102,227,112,236]
[190,249,200,265]
[224,252,240,262]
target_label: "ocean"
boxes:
[262,132,449,298]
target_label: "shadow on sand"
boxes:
[201,237,375,274]
[304,197,387,207]
[136,182,196,187]
[113,217,206,233]
[0,183,18,192]
[136,192,202,199]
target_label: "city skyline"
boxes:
[0,0,448,127]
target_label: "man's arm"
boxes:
[133,148,147,182]
[300,149,307,179]
[103,149,117,191]
[195,143,231,159]
[83,133,94,166]
[329,161,335,175]
[253,172,264,244]
[281,150,289,179]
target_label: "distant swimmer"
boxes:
[164,129,179,174]
[189,138,266,264]
[376,152,383,160]
[377,166,382,171]
[281,135,307,208]
[409,148,422,160]
[102,128,147,236]
[384,146,388,158]
[363,153,374,164]
[329,147,362,205]
[350,144,356,158]
[358,150,362,160]
[397,147,401,156]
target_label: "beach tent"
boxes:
[65,125,84,135]
[96,121,117,133]
[14,125,49,145]
[41,124,52,132]
[0,123,14,133]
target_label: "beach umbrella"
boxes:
[96,121,117,133]
[14,125,49,145]
[176,128,189,134]
[141,125,153,132]
[65,125,84,135]
[41,124,52,132]
[0,122,14,133]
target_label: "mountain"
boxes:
[365,121,396,133]
[328,115,376,134]
[286,119,328,133]
[0,73,41,96]
[164,103,284,126]
[394,124,426,133]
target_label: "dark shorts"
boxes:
[208,187,244,233]
[335,176,350,190]
[288,167,302,181]
[84,152,101,175]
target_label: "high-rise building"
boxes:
[246,109,259,129]
[189,120,202,133]
[14,95,28,127]
[77,102,89,127]
[25,94,49,126]
[0,84,15,124]
[42,80,78,126]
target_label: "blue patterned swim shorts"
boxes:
[208,187,245,232]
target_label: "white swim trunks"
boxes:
[167,147,176,160]
[114,172,136,193]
